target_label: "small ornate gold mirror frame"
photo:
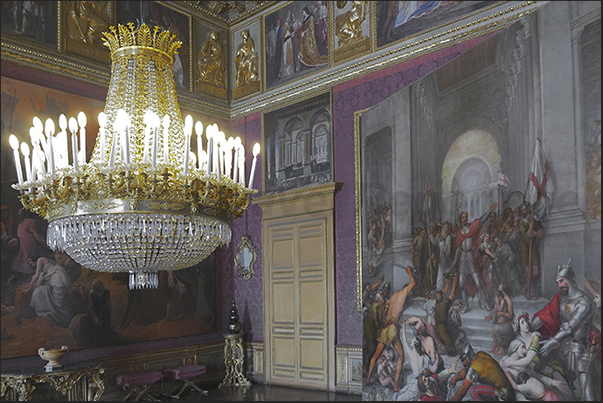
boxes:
[234,235,257,280]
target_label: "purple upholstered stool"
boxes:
[115,369,163,401]
[162,364,208,399]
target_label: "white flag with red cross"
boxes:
[527,138,554,221]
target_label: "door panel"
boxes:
[266,217,330,388]
[257,183,339,391]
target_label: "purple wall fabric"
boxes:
[332,33,497,345]
[214,113,264,341]
[176,32,499,347]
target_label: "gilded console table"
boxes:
[1,362,104,401]
[218,332,251,388]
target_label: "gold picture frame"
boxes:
[332,1,372,64]
[60,1,114,65]
[234,235,258,280]
[232,19,262,100]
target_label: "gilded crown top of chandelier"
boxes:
[102,22,182,63]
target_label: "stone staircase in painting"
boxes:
[401,295,549,356]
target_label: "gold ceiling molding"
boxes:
[1,42,110,86]
[1,1,545,121]
[179,1,273,26]
[1,42,231,121]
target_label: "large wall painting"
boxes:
[0,1,58,48]
[375,1,502,49]
[61,1,114,64]
[360,5,601,401]
[0,77,217,360]
[263,91,332,195]
[264,1,329,90]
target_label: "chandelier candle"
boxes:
[33,117,49,167]
[68,117,79,173]
[30,128,45,181]
[9,135,24,186]
[77,111,87,165]
[9,23,260,289]
[20,143,32,186]
[57,115,69,169]
[248,142,261,190]
[195,121,204,170]
[45,119,56,176]
[206,124,215,175]
[183,115,193,176]
[163,114,170,165]
[98,112,107,161]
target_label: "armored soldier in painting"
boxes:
[532,259,596,400]
[449,343,515,401]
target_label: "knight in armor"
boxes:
[532,259,596,400]
[451,202,498,313]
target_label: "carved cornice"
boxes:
[230,1,546,119]
[179,1,274,26]
[1,1,547,121]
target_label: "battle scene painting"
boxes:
[360,5,600,401]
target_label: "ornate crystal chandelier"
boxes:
[9,23,261,289]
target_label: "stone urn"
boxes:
[38,346,68,371]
